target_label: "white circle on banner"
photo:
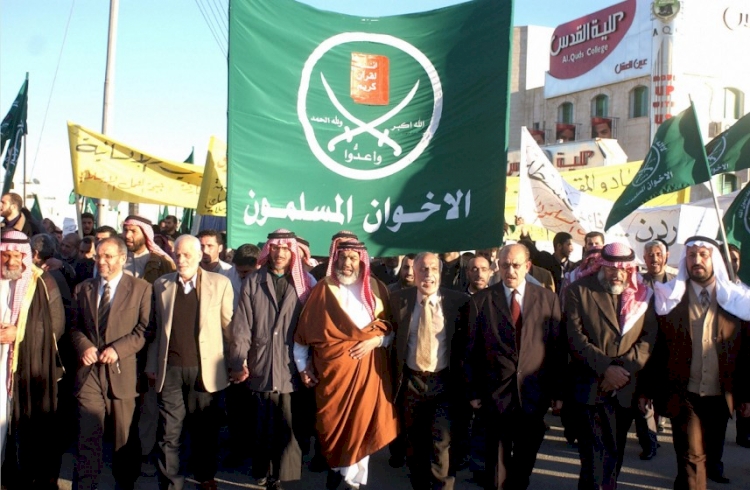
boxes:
[632,148,661,187]
[297,32,443,181]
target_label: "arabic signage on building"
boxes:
[227,0,512,255]
[506,139,629,176]
[545,0,652,98]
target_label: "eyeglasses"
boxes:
[94,253,123,261]
[499,262,526,271]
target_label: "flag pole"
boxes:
[689,96,736,281]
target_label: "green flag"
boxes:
[83,197,97,215]
[227,0,512,255]
[30,194,43,221]
[181,147,195,233]
[158,206,169,223]
[706,111,750,177]
[184,147,194,164]
[605,103,710,230]
[69,190,77,205]
[722,180,750,285]
[1,75,29,195]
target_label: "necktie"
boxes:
[98,282,111,336]
[699,288,710,310]
[416,298,434,371]
[511,289,522,349]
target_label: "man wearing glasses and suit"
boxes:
[70,237,152,490]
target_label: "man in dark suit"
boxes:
[567,242,657,490]
[389,252,469,490]
[466,244,565,489]
[70,237,152,490]
[649,236,750,488]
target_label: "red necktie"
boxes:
[511,289,522,349]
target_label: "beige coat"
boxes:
[147,268,234,393]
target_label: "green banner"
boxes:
[228,0,512,255]
[1,75,28,195]
[706,111,750,176]
[722,180,750,286]
[605,103,709,230]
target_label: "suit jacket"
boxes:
[648,293,750,418]
[566,274,657,407]
[229,267,304,393]
[466,282,565,416]
[147,268,234,393]
[70,273,152,399]
[389,287,469,397]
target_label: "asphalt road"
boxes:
[56,413,750,489]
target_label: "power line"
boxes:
[30,0,77,178]
[194,0,227,59]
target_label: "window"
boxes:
[724,88,744,119]
[721,174,737,194]
[630,86,649,118]
[558,102,574,123]
[591,94,609,117]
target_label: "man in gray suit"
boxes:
[389,252,469,490]
[70,237,152,490]
[146,235,234,490]
[466,244,565,490]
[567,242,657,489]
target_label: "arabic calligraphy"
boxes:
[634,218,678,245]
[363,190,471,233]
[310,115,343,128]
[550,12,624,56]
[614,58,647,74]
[625,170,674,206]
[350,52,389,106]
[244,191,354,227]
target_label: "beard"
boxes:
[1,267,23,281]
[598,269,625,295]
[336,269,360,286]
[127,236,146,253]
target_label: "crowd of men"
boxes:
[0,190,748,490]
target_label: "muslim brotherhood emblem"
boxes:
[298,33,443,181]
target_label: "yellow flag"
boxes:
[505,160,690,218]
[68,122,203,208]
[196,136,227,216]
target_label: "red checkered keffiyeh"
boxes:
[123,215,171,259]
[328,238,376,321]
[257,229,312,303]
[598,242,651,334]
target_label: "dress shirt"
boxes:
[502,281,527,316]
[178,274,197,295]
[406,290,447,372]
[99,271,124,307]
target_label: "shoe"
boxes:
[199,480,219,490]
[639,448,657,460]
[256,477,268,486]
[266,478,283,489]
[326,470,343,490]
[707,472,731,484]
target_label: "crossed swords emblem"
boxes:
[320,73,420,157]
